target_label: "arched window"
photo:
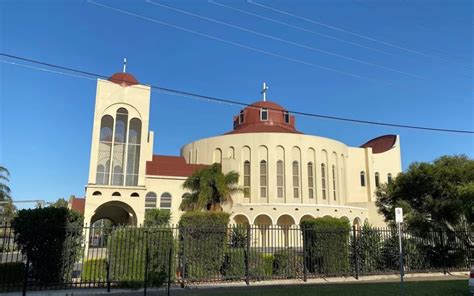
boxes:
[92,191,102,196]
[243,161,251,198]
[360,171,366,187]
[387,173,393,184]
[321,164,327,199]
[96,115,114,185]
[308,162,314,199]
[112,192,121,197]
[160,192,172,211]
[145,192,157,210]
[375,172,380,188]
[292,161,300,198]
[239,110,244,124]
[126,118,141,186]
[131,192,139,197]
[276,160,284,198]
[260,108,268,121]
[332,165,337,201]
[260,160,267,198]
[111,108,128,186]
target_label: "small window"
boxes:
[131,192,139,197]
[276,160,284,198]
[239,110,244,124]
[145,192,157,210]
[260,108,268,121]
[360,171,366,187]
[283,111,289,124]
[321,164,327,199]
[92,191,102,196]
[332,165,337,201]
[292,161,299,198]
[387,173,393,184]
[112,192,121,197]
[260,160,267,198]
[308,162,314,199]
[160,192,172,211]
[375,172,380,188]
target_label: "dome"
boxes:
[226,100,302,135]
[108,72,139,87]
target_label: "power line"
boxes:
[247,0,443,59]
[147,1,422,79]
[209,0,397,57]
[1,52,473,135]
[87,0,376,82]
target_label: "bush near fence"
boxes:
[0,262,24,285]
[179,212,229,279]
[221,249,273,280]
[82,259,107,282]
[301,217,351,276]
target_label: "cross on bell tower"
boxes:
[261,82,269,102]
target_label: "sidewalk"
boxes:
[2,271,468,296]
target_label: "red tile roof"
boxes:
[69,197,85,215]
[146,155,208,177]
[360,134,398,154]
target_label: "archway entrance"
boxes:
[91,201,137,226]
[277,214,296,247]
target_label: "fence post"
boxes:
[106,259,111,292]
[181,228,186,288]
[439,230,446,274]
[167,246,172,296]
[144,230,149,296]
[22,256,29,296]
[302,224,307,282]
[352,225,359,280]
[245,224,250,286]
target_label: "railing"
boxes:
[0,224,471,293]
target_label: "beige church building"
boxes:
[83,71,402,228]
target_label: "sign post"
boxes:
[395,207,404,296]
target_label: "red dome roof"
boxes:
[360,134,398,153]
[108,72,139,87]
[226,100,302,135]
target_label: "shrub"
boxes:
[0,262,24,285]
[82,259,107,282]
[11,207,83,285]
[179,212,229,279]
[301,217,351,276]
[272,248,303,278]
[380,230,427,272]
[108,227,171,288]
[221,249,273,280]
[144,209,171,227]
[351,224,384,275]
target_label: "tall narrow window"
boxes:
[145,192,157,211]
[243,161,251,198]
[277,160,284,198]
[239,110,244,124]
[332,165,337,201]
[375,172,380,188]
[160,192,172,211]
[111,108,128,186]
[126,118,141,186]
[360,171,366,187]
[260,160,267,198]
[387,173,393,184]
[283,111,290,124]
[308,162,314,199]
[321,164,327,199]
[260,108,268,121]
[292,161,300,198]
[96,115,114,185]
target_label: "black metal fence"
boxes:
[0,224,471,293]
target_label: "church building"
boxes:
[83,70,402,228]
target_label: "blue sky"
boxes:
[0,0,472,204]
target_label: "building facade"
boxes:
[83,72,402,228]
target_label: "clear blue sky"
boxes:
[0,0,472,204]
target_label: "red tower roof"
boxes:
[108,72,139,87]
[360,134,398,154]
[226,101,302,135]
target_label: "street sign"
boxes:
[395,207,403,223]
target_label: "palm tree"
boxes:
[0,166,11,201]
[180,163,240,212]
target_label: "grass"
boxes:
[176,280,467,296]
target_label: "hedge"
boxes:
[221,249,273,280]
[179,212,229,279]
[0,262,24,285]
[82,259,107,282]
[272,248,303,278]
[301,217,351,276]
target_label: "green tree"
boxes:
[144,209,171,227]
[376,155,474,232]
[50,197,68,208]
[0,166,12,201]
[180,163,240,212]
